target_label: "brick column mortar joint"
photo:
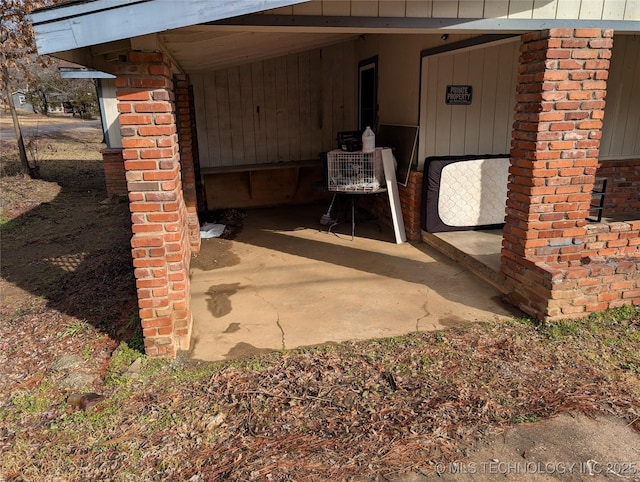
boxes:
[116,50,192,357]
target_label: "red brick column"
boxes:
[101,148,127,197]
[113,52,193,356]
[399,171,423,241]
[174,75,201,253]
[501,28,622,319]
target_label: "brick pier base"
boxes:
[501,28,640,319]
[101,148,127,197]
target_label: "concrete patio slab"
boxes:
[432,230,504,273]
[422,230,508,295]
[189,205,520,361]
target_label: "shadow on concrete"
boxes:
[188,205,522,361]
[238,205,514,298]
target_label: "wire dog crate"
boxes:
[327,148,384,192]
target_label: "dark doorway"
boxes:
[358,56,378,131]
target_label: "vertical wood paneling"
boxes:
[203,73,221,166]
[420,38,519,158]
[621,40,640,155]
[632,112,640,156]
[532,0,558,18]
[405,0,432,17]
[322,0,351,15]
[270,5,294,14]
[599,35,623,156]
[625,0,640,20]
[432,0,459,16]
[351,0,379,16]
[239,64,257,164]
[601,35,640,159]
[260,0,631,19]
[478,47,499,153]
[344,41,357,131]
[601,36,628,157]
[293,0,322,15]
[263,58,279,162]
[298,51,312,160]
[227,67,244,165]
[309,48,323,157]
[579,0,604,18]
[508,0,534,18]
[193,43,356,166]
[555,0,577,18]
[251,62,268,161]
[506,42,519,153]
[190,74,209,166]
[287,54,301,160]
[602,0,625,19]
[458,0,484,17]
[435,54,454,154]
[321,47,334,151]
[464,49,484,153]
[275,56,290,162]
[98,78,122,149]
[215,70,233,166]
[635,111,640,155]
[379,0,406,16]
[331,45,345,136]
[450,51,469,155]
[483,0,509,17]
[493,42,518,153]
[420,56,439,160]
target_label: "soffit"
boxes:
[159,26,358,72]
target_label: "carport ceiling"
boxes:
[159,26,358,72]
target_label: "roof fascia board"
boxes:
[209,14,640,33]
[60,68,116,79]
[28,0,309,55]
[29,0,149,23]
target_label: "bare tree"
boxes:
[0,0,57,177]
[24,60,59,115]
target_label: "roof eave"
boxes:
[28,0,309,55]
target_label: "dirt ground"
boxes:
[0,114,639,481]
[0,113,139,395]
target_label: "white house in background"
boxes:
[10,90,67,115]
[11,91,34,113]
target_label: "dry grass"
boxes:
[0,112,82,127]
[0,309,638,481]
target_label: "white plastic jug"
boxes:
[362,126,375,153]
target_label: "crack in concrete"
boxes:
[416,289,430,332]
[252,286,286,350]
[276,316,285,351]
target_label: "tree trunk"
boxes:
[40,90,49,115]
[2,66,36,178]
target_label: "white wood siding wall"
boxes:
[600,35,640,159]
[98,78,122,149]
[419,39,520,164]
[267,0,639,20]
[192,43,356,168]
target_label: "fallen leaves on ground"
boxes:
[1,308,638,481]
